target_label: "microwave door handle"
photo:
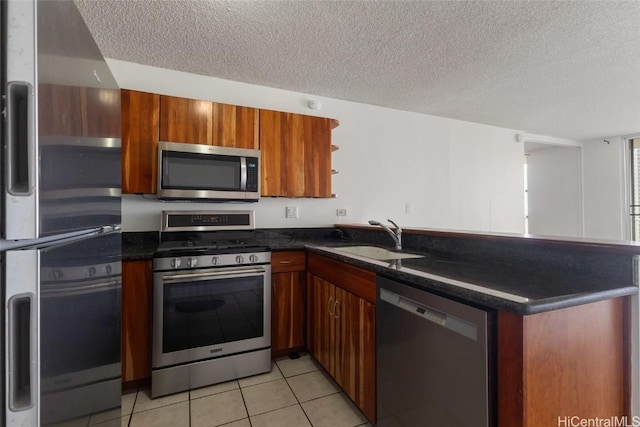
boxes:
[240,157,247,191]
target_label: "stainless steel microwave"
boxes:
[157,141,260,201]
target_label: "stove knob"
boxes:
[86,267,97,277]
[211,256,220,266]
[236,255,245,264]
[249,254,259,263]
[187,257,198,268]
[105,265,113,275]
[171,258,182,269]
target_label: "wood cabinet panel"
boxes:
[302,115,332,197]
[212,102,259,149]
[159,95,212,145]
[271,251,306,273]
[121,89,159,193]
[122,260,153,386]
[39,85,120,138]
[271,271,306,354]
[307,272,376,423]
[307,253,376,304]
[337,290,376,422]
[259,110,334,198]
[81,87,121,137]
[498,297,627,427]
[38,84,83,136]
[260,109,304,197]
[271,251,307,356]
[307,274,338,375]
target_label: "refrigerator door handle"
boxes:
[7,293,35,411]
[6,81,35,196]
[5,250,39,426]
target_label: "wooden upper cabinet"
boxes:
[212,103,259,149]
[159,95,259,149]
[82,87,121,137]
[121,89,159,193]
[38,84,83,136]
[39,84,121,138]
[159,95,212,145]
[260,110,335,198]
[121,90,332,197]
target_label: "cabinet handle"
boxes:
[334,300,339,319]
[327,297,333,315]
[278,260,292,264]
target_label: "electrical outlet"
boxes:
[336,209,347,217]
[285,206,299,219]
[405,203,413,214]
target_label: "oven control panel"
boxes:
[161,210,255,232]
[154,251,271,271]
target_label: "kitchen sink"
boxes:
[333,245,424,261]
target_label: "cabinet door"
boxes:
[82,87,121,137]
[159,95,212,145]
[212,102,259,149]
[122,260,153,385]
[260,110,305,197]
[338,291,376,422]
[38,84,83,136]
[121,90,159,193]
[259,110,333,197]
[307,274,338,375]
[301,114,332,198]
[271,271,306,353]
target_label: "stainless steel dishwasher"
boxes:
[377,276,494,427]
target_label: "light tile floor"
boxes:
[115,353,372,427]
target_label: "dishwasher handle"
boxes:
[379,288,478,341]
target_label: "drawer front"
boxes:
[307,253,376,304]
[271,251,306,273]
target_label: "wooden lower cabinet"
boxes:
[271,271,306,354]
[307,253,376,423]
[122,260,153,387]
[271,251,306,355]
[498,297,628,427]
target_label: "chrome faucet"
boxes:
[369,219,402,250]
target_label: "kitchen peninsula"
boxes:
[123,224,638,426]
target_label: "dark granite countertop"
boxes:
[122,227,638,315]
[305,245,637,315]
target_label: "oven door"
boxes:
[153,264,271,369]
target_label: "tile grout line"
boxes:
[188,389,192,427]
[237,379,254,427]
[283,374,316,427]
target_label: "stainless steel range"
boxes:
[152,210,271,398]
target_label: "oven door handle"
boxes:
[162,267,267,282]
[42,279,121,297]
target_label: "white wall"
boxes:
[582,136,626,240]
[109,60,525,232]
[527,146,582,237]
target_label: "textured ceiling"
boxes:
[75,0,640,141]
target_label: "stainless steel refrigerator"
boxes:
[1,0,122,425]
